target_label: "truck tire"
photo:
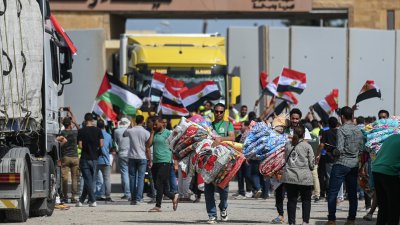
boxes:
[30,156,56,217]
[5,162,30,222]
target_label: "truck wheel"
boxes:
[44,156,56,216]
[30,156,56,217]
[5,162,30,222]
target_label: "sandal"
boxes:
[172,193,179,211]
[148,207,162,212]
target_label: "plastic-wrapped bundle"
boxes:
[239,120,257,143]
[168,118,192,149]
[191,140,231,184]
[243,123,287,160]
[362,116,400,153]
[213,144,245,189]
[259,147,285,177]
[174,126,209,155]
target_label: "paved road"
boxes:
[7,186,376,224]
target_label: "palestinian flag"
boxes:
[312,89,339,123]
[276,68,307,94]
[264,77,298,105]
[150,72,185,97]
[93,73,142,120]
[355,80,382,104]
[260,71,268,89]
[92,100,118,121]
[159,102,189,116]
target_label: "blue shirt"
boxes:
[98,130,113,165]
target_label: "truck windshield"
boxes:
[134,72,226,105]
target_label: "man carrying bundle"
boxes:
[205,103,235,224]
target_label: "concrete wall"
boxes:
[229,26,400,118]
[290,26,347,115]
[349,29,396,117]
[228,27,261,108]
[63,29,106,122]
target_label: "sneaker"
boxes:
[120,195,129,200]
[89,202,97,207]
[131,201,140,205]
[70,198,78,204]
[344,220,355,225]
[234,195,246,200]
[271,216,285,224]
[193,197,201,203]
[324,221,336,225]
[105,197,114,202]
[75,201,83,207]
[245,192,253,198]
[207,217,217,224]
[363,213,372,221]
[220,209,228,222]
[232,192,240,197]
[254,190,262,199]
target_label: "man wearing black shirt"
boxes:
[316,117,339,201]
[57,108,80,203]
[76,113,104,207]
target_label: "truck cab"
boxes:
[119,34,231,123]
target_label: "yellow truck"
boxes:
[118,34,240,123]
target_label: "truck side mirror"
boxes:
[60,71,72,85]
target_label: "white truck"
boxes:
[0,0,74,222]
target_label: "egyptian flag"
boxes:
[159,102,189,116]
[312,89,339,123]
[160,80,188,115]
[260,71,268,90]
[150,72,185,97]
[181,81,221,112]
[93,72,142,120]
[276,68,307,94]
[266,98,289,118]
[265,77,298,105]
[355,80,382,104]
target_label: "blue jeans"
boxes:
[250,160,262,191]
[204,183,229,218]
[128,159,147,202]
[118,156,130,198]
[95,170,105,197]
[95,164,111,198]
[327,164,358,221]
[169,163,178,193]
[79,159,97,203]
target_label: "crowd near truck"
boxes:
[118,34,240,122]
[0,0,74,222]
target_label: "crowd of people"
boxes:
[57,99,400,225]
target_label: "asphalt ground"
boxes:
[4,173,377,225]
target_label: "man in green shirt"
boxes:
[205,103,235,224]
[372,134,400,225]
[147,116,179,212]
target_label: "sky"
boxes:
[126,19,285,36]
